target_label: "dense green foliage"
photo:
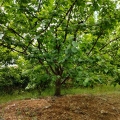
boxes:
[0,0,120,95]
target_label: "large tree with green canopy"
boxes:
[0,0,120,96]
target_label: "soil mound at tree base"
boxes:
[0,94,120,120]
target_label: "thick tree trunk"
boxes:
[54,78,61,96]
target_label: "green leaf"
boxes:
[71,47,77,53]
[83,78,89,87]
[72,41,78,47]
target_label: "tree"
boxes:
[0,0,120,96]
[0,46,30,94]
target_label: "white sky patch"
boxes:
[0,33,4,39]
[116,1,120,9]
[94,11,98,23]
[112,0,120,9]
[0,7,4,11]
[33,39,37,45]
[37,27,42,31]
[13,0,16,4]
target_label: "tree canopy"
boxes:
[0,0,120,96]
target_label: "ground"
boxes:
[0,94,120,120]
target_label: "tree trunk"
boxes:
[54,78,61,96]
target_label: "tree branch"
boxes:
[56,0,77,29]
[73,11,93,41]
[49,64,57,75]
[61,75,70,85]
[99,36,120,51]
[37,0,42,12]
[87,33,103,56]
[38,59,50,75]
[7,27,25,40]
[63,10,72,43]
[0,43,27,54]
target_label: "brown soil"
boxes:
[0,94,120,120]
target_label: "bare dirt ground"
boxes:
[0,94,120,120]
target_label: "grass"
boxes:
[0,91,38,104]
[62,84,120,95]
[0,84,120,104]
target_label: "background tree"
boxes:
[0,0,120,96]
[0,47,30,94]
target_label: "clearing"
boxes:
[0,93,120,120]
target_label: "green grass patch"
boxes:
[0,90,39,104]
[0,84,120,104]
[62,84,120,95]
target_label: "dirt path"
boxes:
[0,94,120,120]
